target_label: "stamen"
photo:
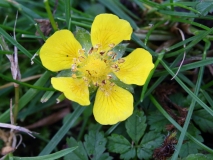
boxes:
[110,82,115,86]
[111,64,118,69]
[118,58,125,63]
[112,53,117,60]
[99,51,105,55]
[107,75,112,80]
[78,56,85,62]
[72,74,77,78]
[102,80,106,84]
[82,77,88,82]
[71,64,77,71]
[88,47,94,54]
[86,70,91,75]
[94,44,101,49]
[94,82,99,87]
[109,43,115,48]
[78,48,85,54]
[107,51,114,56]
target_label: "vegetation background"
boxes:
[0,0,213,159]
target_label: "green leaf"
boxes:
[84,3,106,16]
[196,2,213,16]
[137,131,164,160]
[184,153,213,160]
[125,110,147,143]
[112,43,129,61]
[40,91,55,103]
[107,134,131,154]
[120,148,136,160]
[147,111,169,132]
[65,137,88,160]
[98,153,113,160]
[39,106,85,156]
[111,73,134,93]
[84,130,107,160]
[13,147,78,160]
[193,109,213,134]
[74,26,92,53]
[0,71,52,122]
[57,69,73,77]
[179,124,203,158]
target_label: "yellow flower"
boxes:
[39,14,154,125]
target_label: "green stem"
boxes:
[139,52,164,103]
[171,39,211,159]
[44,0,58,31]
[65,0,71,30]
[149,94,213,154]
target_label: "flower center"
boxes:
[71,44,125,88]
[79,54,111,85]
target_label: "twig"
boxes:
[0,123,35,138]
[171,28,186,80]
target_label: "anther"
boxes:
[118,58,125,63]
[78,48,85,54]
[86,70,91,76]
[72,74,77,78]
[94,82,99,87]
[82,77,88,82]
[102,80,106,84]
[109,43,115,48]
[71,64,77,71]
[112,53,117,60]
[78,56,85,62]
[88,47,94,54]
[94,44,101,49]
[107,75,112,80]
[107,51,114,56]
[110,82,115,86]
[99,51,105,55]
[111,64,118,69]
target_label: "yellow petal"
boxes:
[40,30,82,72]
[91,14,132,51]
[114,48,154,85]
[93,84,133,125]
[51,77,90,106]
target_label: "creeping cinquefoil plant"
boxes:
[39,14,154,125]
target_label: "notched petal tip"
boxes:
[91,14,133,52]
[51,77,90,106]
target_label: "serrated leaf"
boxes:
[179,124,203,158]
[98,153,113,160]
[107,134,131,154]
[125,110,147,143]
[137,131,164,160]
[137,147,152,160]
[193,109,213,134]
[183,153,213,160]
[84,130,107,160]
[120,148,136,160]
[196,2,213,16]
[64,137,88,160]
[74,26,92,53]
[147,111,169,132]
[112,43,129,61]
